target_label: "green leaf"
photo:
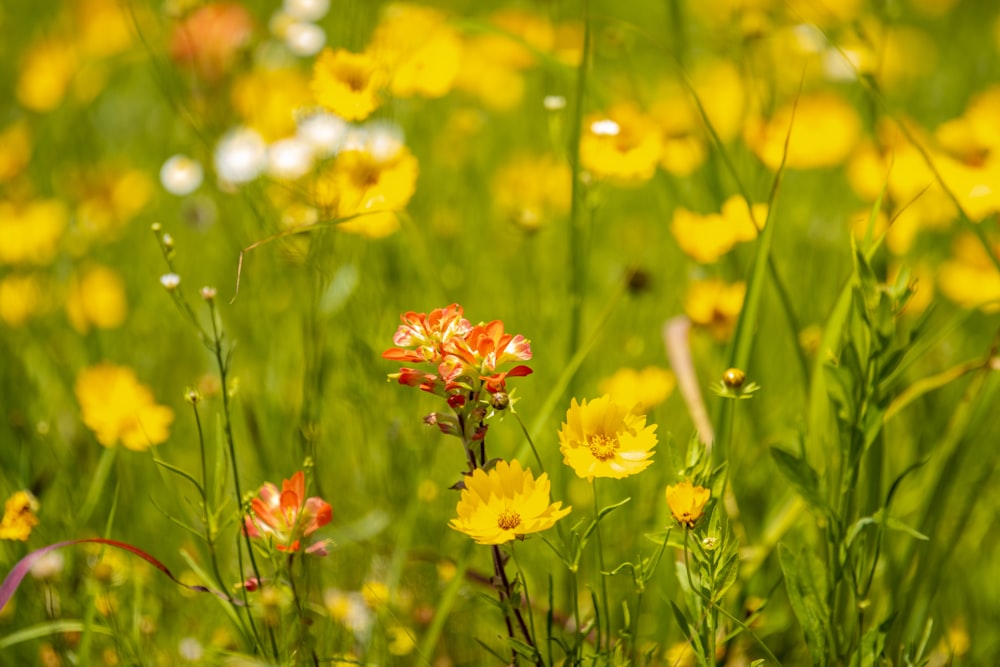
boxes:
[714,551,740,602]
[779,543,832,667]
[0,621,113,650]
[770,446,826,512]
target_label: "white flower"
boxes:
[160,155,203,196]
[543,95,567,111]
[284,0,329,22]
[590,119,620,136]
[285,21,326,56]
[296,111,348,157]
[267,137,315,180]
[214,127,267,184]
[160,273,181,290]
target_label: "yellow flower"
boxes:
[75,363,174,451]
[453,37,526,111]
[684,279,746,342]
[649,93,706,177]
[0,120,32,183]
[744,92,861,170]
[558,396,658,481]
[450,460,570,545]
[70,166,154,238]
[492,153,571,231]
[232,68,312,141]
[937,234,1000,312]
[665,479,711,528]
[671,196,765,264]
[369,3,462,99]
[313,143,419,238]
[312,48,385,122]
[66,265,128,333]
[0,274,43,327]
[0,199,68,265]
[0,491,40,541]
[580,103,662,184]
[16,39,78,112]
[598,366,676,413]
[387,625,417,656]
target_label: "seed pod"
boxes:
[491,391,510,411]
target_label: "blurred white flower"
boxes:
[285,21,326,56]
[296,111,348,157]
[160,155,203,195]
[590,119,620,136]
[284,0,329,22]
[543,95,567,111]
[160,273,181,290]
[30,551,65,580]
[267,137,315,180]
[214,127,267,184]
[178,637,203,661]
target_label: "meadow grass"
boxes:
[2,0,1000,665]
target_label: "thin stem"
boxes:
[592,481,611,654]
[206,298,277,660]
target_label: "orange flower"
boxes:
[244,471,332,555]
[169,2,254,83]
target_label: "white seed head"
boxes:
[543,95,567,111]
[296,110,349,157]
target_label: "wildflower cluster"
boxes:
[244,471,333,556]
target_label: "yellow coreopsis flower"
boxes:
[0,491,40,541]
[580,103,662,184]
[75,363,174,451]
[0,199,68,265]
[684,278,746,342]
[66,265,128,333]
[312,48,386,122]
[558,395,658,481]
[0,120,32,183]
[232,68,312,141]
[450,460,570,545]
[665,479,711,528]
[672,196,765,264]
[492,153,571,231]
[0,274,43,327]
[313,142,418,238]
[369,3,462,99]
[744,92,861,170]
[937,234,1000,312]
[598,366,676,413]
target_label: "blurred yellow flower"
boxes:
[71,167,154,238]
[492,153,571,231]
[684,278,746,342]
[0,274,43,327]
[0,199,68,265]
[691,60,746,143]
[387,625,417,656]
[66,265,128,333]
[75,0,134,58]
[450,460,570,545]
[580,103,662,184]
[598,366,676,412]
[369,3,462,98]
[0,120,32,183]
[16,39,78,112]
[313,143,418,238]
[558,395,658,481]
[665,479,711,528]
[649,94,706,177]
[75,363,174,451]
[454,38,526,111]
[312,48,385,122]
[672,196,765,264]
[744,92,861,170]
[232,68,312,141]
[937,234,1000,312]
[0,491,39,541]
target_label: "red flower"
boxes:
[244,471,332,555]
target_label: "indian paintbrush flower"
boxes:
[244,471,332,555]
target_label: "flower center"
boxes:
[588,433,619,461]
[497,506,521,531]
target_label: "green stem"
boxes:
[592,481,611,654]
[566,0,592,360]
